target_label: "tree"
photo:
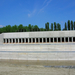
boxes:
[64,22,67,30]
[40,28,44,31]
[45,22,49,31]
[28,24,32,31]
[74,21,75,30]
[54,22,56,31]
[34,25,39,31]
[57,23,61,31]
[45,23,47,31]
[11,25,18,32]
[18,24,23,32]
[6,25,11,32]
[51,23,53,31]
[68,20,70,30]
[46,22,49,31]
[71,20,73,30]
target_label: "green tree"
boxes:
[45,22,49,31]
[71,20,73,30]
[34,25,39,31]
[68,20,70,30]
[74,21,75,30]
[51,23,53,31]
[54,22,56,31]
[11,25,18,32]
[57,23,61,31]
[18,24,23,32]
[45,23,47,31]
[28,24,32,31]
[6,25,11,32]
[64,22,67,30]
[46,22,49,31]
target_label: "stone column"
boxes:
[28,38,29,43]
[5,39,7,43]
[35,38,36,43]
[72,37,73,42]
[42,38,43,43]
[57,37,58,43]
[38,38,40,43]
[18,38,19,43]
[9,39,10,43]
[24,38,26,43]
[31,38,33,43]
[12,39,13,43]
[15,38,16,43]
[64,37,65,42]
[45,37,47,43]
[53,37,54,43]
[68,37,69,42]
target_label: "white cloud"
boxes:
[0,25,4,28]
[28,9,36,17]
[39,0,52,13]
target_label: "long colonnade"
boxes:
[3,37,75,43]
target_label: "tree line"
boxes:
[0,20,75,34]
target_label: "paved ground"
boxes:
[0,60,75,75]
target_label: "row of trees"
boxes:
[0,20,75,33]
[63,20,75,30]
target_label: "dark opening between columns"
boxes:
[65,37,68,42]
[62,37,64,42]
[23,38,24,43]
[43,38,45,43]
[69,37,72,42]
[40,38,42,43]
[73,37,75,42]
[54,38,57,42]
[19,38,21,43]
[58,38,60,42]
[26,38,28,43]
[47,38,49,42]
[3,39,5,43]
[33,38,35,43]
[13,39,15,43]
[51,38,53,42]
[16,39,18,43]
[36,38,38,43]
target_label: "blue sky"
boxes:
[0,0,75,30]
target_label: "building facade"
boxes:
[0,31,75,44]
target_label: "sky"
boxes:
[0,0,75,30]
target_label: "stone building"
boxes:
[0,30,75,44]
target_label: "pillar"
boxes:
[12,39,13,43]
[24,38,26,43]
[64,37,65,42]
[9,39,10,43]
[35,38,36,43]
[5,39,7,43]
[18,38,19,43]
[28,38,29,43]
[72,37,73,42]
[42,38,43,43]
[38,38,40,43]
[57,37,58,43]
[15,38,16,43]
[31,38,32,43]
[53,37,54,43]
[68,37,69,42]
[45,37,47,43]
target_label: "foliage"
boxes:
[0,20,75,34]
